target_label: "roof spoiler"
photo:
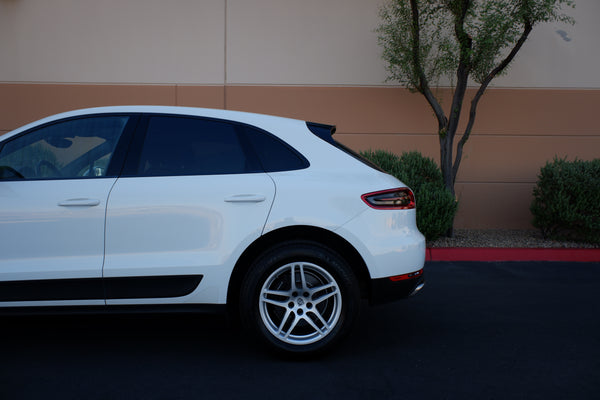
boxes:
[306,122,337,144]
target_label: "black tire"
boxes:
[239,241,360,355]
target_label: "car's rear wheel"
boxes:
[240,241,360,355]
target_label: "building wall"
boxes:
[1,0,599,229]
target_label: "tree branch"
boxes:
[410,0,447,131]
[452,19,533,180]
[445,0,472,186]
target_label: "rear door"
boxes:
[103,115,275,304]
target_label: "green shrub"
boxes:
[360,149,401,176]
[360,150,457,241]
[531,157,600,244]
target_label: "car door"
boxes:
[103,115,275,305]
[0,115,135,305]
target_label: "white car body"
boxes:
[0,106,425,353]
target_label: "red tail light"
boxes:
[389,269,423,281]
[361,188,415,210]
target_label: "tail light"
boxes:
[361,188,415,210]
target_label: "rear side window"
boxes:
[137,116,262,176]
[244,127,308,172]
[306,122,382,171]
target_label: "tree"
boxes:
[377,0,574,199]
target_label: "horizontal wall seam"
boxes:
[337,133,600,138]
[203,83,600,90]
[0,81,227,87]
[456,181,537,185]
[1,82,599,90]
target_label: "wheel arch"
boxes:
[227,225,371,311]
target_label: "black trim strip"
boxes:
[0,304,226,316]
[0,278,104,302]
[0,275,203,302]
[104,275,203,299]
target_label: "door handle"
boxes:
[58,198,101,207]
[224,194,266,203]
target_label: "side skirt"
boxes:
[0,275,203,302]
[0,303,226,316]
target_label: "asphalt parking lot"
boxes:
[1,261,599,400]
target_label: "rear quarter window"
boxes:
[306,122,382,171]
[243,127,309,172]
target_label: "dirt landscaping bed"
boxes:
[428,229,599,249]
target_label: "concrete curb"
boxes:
[426,247,600,262]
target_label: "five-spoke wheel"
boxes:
[240,241,360,355]
[259,262,342,345]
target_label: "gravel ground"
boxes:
[427,229,599,248]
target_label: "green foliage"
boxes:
[377,1,456,88]
[530,158,600,244]
[415,181,459,241]
[361,149,457,241]
[377,0,574,88]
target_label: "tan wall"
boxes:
[1,0,599,87]
[1,84,598,229]
[0,0,226,84]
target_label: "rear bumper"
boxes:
[369,269,424,305]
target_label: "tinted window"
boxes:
[137,116,261,176]
[244,127,308,172]
[306,122,381,171]
[0,116,129,180]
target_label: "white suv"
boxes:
[0,106,425,354]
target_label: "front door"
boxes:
[0,115,132,304]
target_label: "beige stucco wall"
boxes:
[1,0,599,229]
[226,0,387,85]
[1,0,598,87]
[0,0,226,84]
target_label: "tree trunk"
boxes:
[439,134,455,197]
[440,133,456,237]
